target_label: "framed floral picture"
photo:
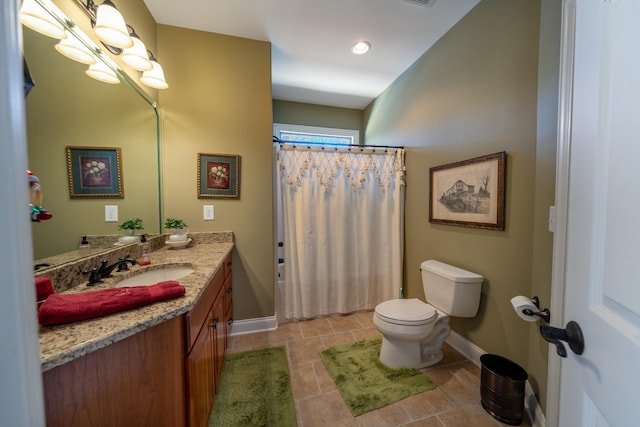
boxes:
[197,153,240,199]
[429,151,506,230]
[66,146,123,198]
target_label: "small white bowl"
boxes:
[165,238,192,249]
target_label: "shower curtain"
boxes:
[278,144,405,320]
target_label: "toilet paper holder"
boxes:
[523,296,550,323]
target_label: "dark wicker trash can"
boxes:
[480,354,528,425]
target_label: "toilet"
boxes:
[373,260,483,369]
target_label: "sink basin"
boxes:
[114,266,195,287]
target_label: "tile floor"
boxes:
[228,311,532,427]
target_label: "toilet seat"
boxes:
[375,298,437,326]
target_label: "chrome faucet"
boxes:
[97,257,138,278]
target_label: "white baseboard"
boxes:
[445,331,546,427]
[229,315,278,336]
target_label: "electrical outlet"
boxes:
[105,205,118,222]
[203,205,214,221]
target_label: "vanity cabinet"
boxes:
[42,252,233,427]
[185,252,232,427]
[42,316,186,427]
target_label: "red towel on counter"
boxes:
[35,277,55,301]
[38,281,185,326]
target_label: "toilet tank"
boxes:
[421,260,483,318]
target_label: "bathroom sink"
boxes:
[114,266,195,287]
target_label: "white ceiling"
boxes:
[143,0,481,109]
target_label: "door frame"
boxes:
[0,1,46,425]
[546,1,576,426]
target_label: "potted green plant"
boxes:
[117,217,143,243]
[118,217,144,235]
[164,217,189,241]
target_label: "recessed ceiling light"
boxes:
[351,41,371,55]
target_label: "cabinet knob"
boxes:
[210,316,219,329]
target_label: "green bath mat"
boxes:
[320,337,436,416]
[209,346,297,427]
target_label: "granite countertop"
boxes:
[38,234,233,372]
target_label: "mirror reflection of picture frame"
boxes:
[66,146,124,198]
[429,151,506,230]
[197,153,240,199]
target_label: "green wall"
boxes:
[273,100,364,144]
[157,25,274,320]
[363,0,556,412]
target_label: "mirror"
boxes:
[23,5,161,268]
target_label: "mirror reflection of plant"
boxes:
[118,218,144,230]
[164,218,188,229]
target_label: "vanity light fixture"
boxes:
[86,60,120,84]
[140,51,168,89]
[121,26,152,71]
[92,0,133,49]
[55,29,97,65]
[19,0,66,39]
[351,40,371,55]
[75,0,168,88]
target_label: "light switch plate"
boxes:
[203,205,214,221]
[105,205,118,222]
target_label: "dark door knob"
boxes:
[540,320,584,358]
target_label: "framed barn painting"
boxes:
[197,153,240,199]
[66,146,123,198]
[429,151,506,230]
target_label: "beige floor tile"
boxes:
[299,317,333,337]
[298,391,359,427]
[268,321,303,345]
[321,331,359,349]
[436,403,503,427]
[350,327,382,341]
[424,363,481,407]
[353,310,376,328]
[438,343,468,366]
[312,360,337,393]
[356,401,412,427]
[399,388,454,421]
[328,314,364,332]
[403,417,446,427]
[228,331,269,352]
[289,360,320,399]
[288,336,326,364]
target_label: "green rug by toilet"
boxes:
[209,346,297,427]
[320,337,436,416]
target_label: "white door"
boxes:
[552,0,640,425]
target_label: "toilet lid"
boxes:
[375,298,437,326]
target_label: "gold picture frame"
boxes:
[429,152,506,230]
[66,146,124,198]
[197,153,240,199]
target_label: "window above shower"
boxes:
[273,123,360,146]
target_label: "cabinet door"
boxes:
[222,273,233,351]
[212,294,226,391]
[186,311,214,427]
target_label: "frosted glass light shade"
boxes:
[140,60,168,89]
[122,37,152,71]
[93,1,133,49]
[55,30,96,65]
[19,0,65,39]
[85,61,120,84]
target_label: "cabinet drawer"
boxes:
[185,266,224,350]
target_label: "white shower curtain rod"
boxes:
[273,136,404,151]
